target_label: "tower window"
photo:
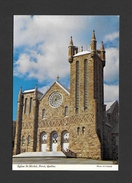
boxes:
[77,127,80,135]
[22,136,25,145]
[42,109,46,119]
[82,126,85,134]
[27,135,31,145]
[29,97,32,113]
[84,59,88,109]
[65,106,68,116]
[76,61,79,112]
[24,98,27,114]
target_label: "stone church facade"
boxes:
[13,31,119,160]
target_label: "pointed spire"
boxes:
[92,30,96,40]
[18,87,22,96]
[18,87,22,101]
[90,30,96,52]
[20,86,22,93]
[100,41,105,63]
[100,41,105,51]
[69,36,73,46]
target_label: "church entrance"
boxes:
[51,131,58,151]
[41,132,47,152]
[61,130,69,151]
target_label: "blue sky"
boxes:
[13,15,119,120]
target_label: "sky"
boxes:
[13,15,119,121]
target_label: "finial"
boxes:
[81,46,83,51]
[56,75,60,81]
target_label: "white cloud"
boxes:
[14,15,89,82]
[38,85,51,94]
[14,15,88,48]
[104,83,119,103]
[104,31,119,42]
[104,47,119,83]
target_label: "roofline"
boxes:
[23,89,35,93]
[73,50,91,57]
[39,81,70,100]
[23,89,43,95]
[56,81,70,95]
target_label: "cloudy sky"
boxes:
[13,15,119,120]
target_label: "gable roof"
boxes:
[106,100,118,114]
[39,81,70,100]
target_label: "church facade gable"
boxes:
[38,81,70,121]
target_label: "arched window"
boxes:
[27,135,31,145]
[42,109,46,119]
[76,61,79,113]
[24,98,28,114]
[84,59,88,109]
[22,136,25,145]
[77,127,80,135]
[65,106,68,116]
[29,97,32,113]
[82,126,85,134]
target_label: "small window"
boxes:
[82,126,85,134]
[24,98,28,113]
[65,106,68,116]
[27,135,31,145]
[77,127,80,135]
[42,109,46,119]
[22,136,25,145]
[29,97,32,113]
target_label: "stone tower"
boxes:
[13,86,41,154]
[68,30,106,159]
[13,87,23,154]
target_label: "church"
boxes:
[13,31,119,160]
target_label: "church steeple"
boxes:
[90,30,97,53]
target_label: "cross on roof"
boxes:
[56,75,60,81]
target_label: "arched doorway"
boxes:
[61,130,69,151]
[51,131,58,151]
[41,132,47,152]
